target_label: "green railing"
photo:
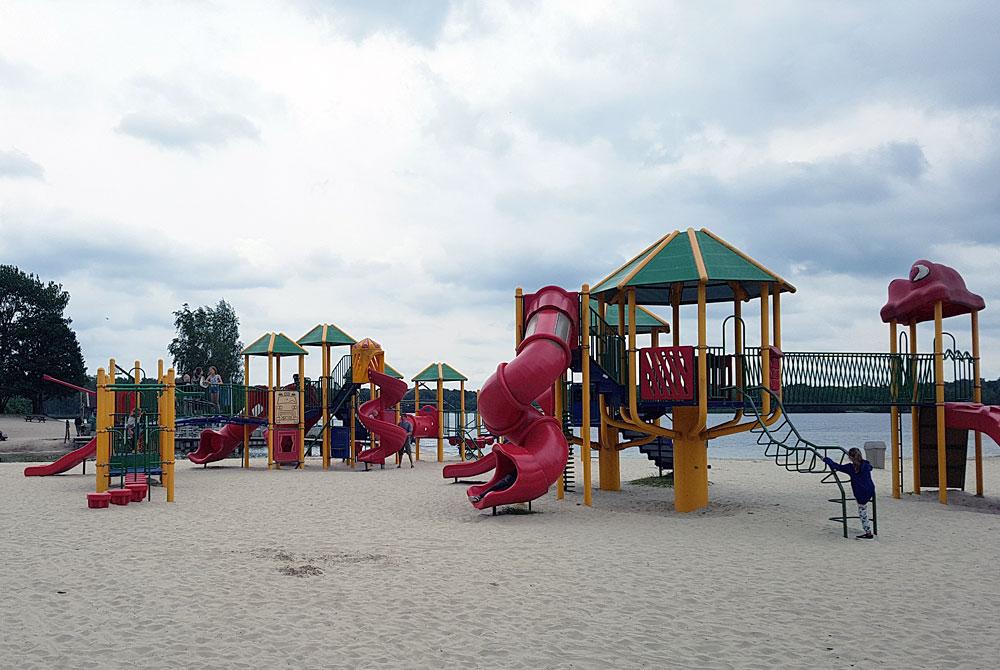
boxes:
[588,305,624,384]
[176,383,250,418]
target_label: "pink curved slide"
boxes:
[443,451,497,481]
[466,285,576,510]
[357,370,409,465]
[188,410,322,466]
[944,403,1000,445]
[23,438,97,476]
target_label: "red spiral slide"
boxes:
[465,285,576,509]
[357,369,409,465]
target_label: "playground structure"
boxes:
[23,375,99,477]
[455,228,996,535]
[408,363,469,462]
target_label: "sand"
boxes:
[1,453,999,669]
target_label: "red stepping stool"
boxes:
[125,482,148,502]
[87,492,111,509]
[108,488,132,506]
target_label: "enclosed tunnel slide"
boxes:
[462,285,576,509]
[357,369,409,464]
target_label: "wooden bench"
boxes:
[24,414,47,422]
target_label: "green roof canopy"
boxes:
[412,362,467,382]
[594,300,670,335]
[591,228,796,305]
[384,363,404,379]
[297,323,356,347]
[241,332,309,357]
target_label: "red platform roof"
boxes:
[880,260,985,324]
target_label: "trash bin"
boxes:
[864,441,886,469]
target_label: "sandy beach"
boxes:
[1,453,998,669]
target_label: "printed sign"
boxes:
[273,390,300,425]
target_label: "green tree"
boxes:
[168,300,243,383]
[0,265,87,413]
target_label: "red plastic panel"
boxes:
[768,346,783,394]
[880,260,985,324]
[640,346,695,402]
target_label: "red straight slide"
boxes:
[944,403,1000,445]
[24,438,97,476]
[357,370,409,464]
[466,285,576,509]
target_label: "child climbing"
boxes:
[824,448,876,539]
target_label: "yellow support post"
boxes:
[910,322,920,494]
[972,310,983,496]
[414,383,421,461]
[322,344,330,470]
[437,368,444,463]
[459,380,466,461]
[598,395,620,491]
[515,288,524,348]
[164,367,176,502]
[581,284,592,507]
[267,352,274,469]
[671,285,681,347]
[934,302,947,504]
[96,368,109,493]
[555,372,565,500]
[298,354,305,469]
[243,354,250,469]
[889,320,901,499]
[674,281,710,513]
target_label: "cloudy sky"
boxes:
[1,1,998,383]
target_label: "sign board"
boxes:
[273,390,300,425]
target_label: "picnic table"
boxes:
[24,414,47,422]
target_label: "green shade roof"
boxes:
[412,362,468,382]
[297,323,356,347]
[594,300,670,334]
[384,363,403,379]
[591,228,796,305]
[241,332,309,357]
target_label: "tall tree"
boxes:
[168,300,243,383]
[0,265,87,412]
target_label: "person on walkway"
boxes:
[207,366,223,411]
[397,418,415,468]
[824,448,876,539]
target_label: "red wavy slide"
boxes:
[465,285,575,509]
[23,438,97,476]
[944,403,1000,445]
[188,410,322,465]
[357,369,409,464]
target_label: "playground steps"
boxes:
[744,388,877,539]
[637,438,674,472]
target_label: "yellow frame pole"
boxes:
[910,322,920,494]
[671,285,681,347]
[437,370,444,463]
[267,353,274,469]
[165,367,176,501]
[243,355,250,468]
[459,380,466,461]
[889,319,902,499]
[581,284,593,507]
[414,383,421,461]
[96,368,109,493]
[322,344,330,470]
[934,302,947,504]
[515,288,524,348]
[972,311,983,496]
[889,320,901,499]
[298,354,305,468]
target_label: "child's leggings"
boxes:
[858,503,872,534]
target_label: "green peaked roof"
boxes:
[297,323,356,347]
[591,228,796,305]
[593,300,670,334]
[384,363,403,379]
[412,362,467,382]
[241,332,309,357]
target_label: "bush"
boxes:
[5,396,32,415]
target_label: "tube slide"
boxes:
[443,451,497,481]
[188,410,321,465]
[466,285,576,509]
[23,438,97,476]
[357,370,409,465]
[944,403,1000,445]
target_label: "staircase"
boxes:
[743,387,878,539]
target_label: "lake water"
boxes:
[617,412,1000,460]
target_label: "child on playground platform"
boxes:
[207,366,222,410]
[823,447,876,539]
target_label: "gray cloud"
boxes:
[115,112,261,152]
[294,0,451,45]
[0,148,44,179]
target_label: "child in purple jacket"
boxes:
[824,447,876,539]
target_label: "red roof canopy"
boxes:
[880,260,985,324]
